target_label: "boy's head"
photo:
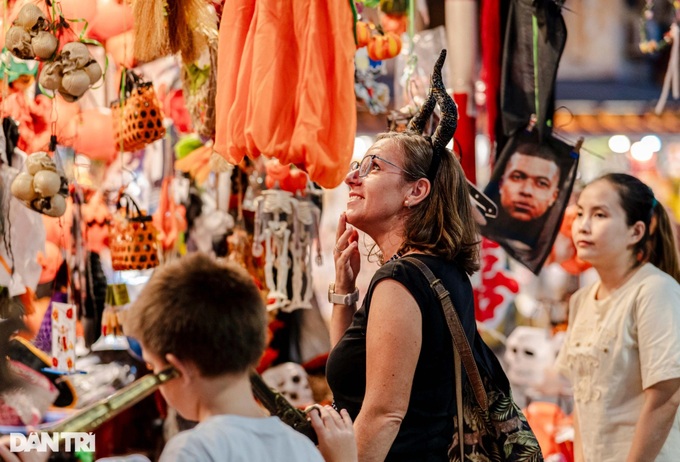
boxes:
[124,253,267,377]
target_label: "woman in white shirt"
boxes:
[556,173,680,461]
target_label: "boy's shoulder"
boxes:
[160,415,323,462]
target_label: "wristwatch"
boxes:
[328,283,359,305]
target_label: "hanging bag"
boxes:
[109,193,160,271]
[401,257,543,462]
[111,69,166,152]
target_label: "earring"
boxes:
[404,200,409,207]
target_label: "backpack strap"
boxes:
[401,257,488,410]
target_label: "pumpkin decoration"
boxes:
[355,21,372,49]
[380,13,408,35]
[367,32,402,61]
[264,159,308,194]
[265,159,292,189]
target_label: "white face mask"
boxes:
[504,326,558,389]
[261,362,314,408]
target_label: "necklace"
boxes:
[388,250,404,262]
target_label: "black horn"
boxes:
[431,49,458,151]
[406,88,436,134]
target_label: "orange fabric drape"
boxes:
[213,0,355,189]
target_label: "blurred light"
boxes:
[630,141,654,162]
[352,136,374,161]
[608,135,631,153]
[640,135,662,152]
[475,134,490,165]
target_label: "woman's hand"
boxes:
[0,436,50,462]
[333,213,360,294]
[310,406,357,462]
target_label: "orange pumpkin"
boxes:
[355,21,372,48]
[380,13,408,35]
[280,168,308,194]
[367,32,402,61]
[265,159,292,189]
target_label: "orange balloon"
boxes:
[37,241,64,284]
[70,108,116,163]
[87,0,134,42]
[54,94,82,142]
[105,30,136,69]
[59,0,97,36]
[43,198,73,250]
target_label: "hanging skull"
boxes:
[24,152,56,175]
[504,326,557,390]
[31,31,58,59]
[59,42,91,73]
[39,61,63,91]
[13,4,46,36]
[5,26,34,60]
[261,362,314,408]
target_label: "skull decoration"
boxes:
[5,26,34,60]
[11,152,67,217]
[6,4,57,61]
[261,362,314,408]
[38,41,102,101]
[13,4,47,35]
[504,326,558,390]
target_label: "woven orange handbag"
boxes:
[111,69,166,152]
[109,193,160,271]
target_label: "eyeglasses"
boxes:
[349,155,409,178]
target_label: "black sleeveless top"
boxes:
[326,254,477,462]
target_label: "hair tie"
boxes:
[652,197,658,208]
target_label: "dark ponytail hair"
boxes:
[599,173,680,282]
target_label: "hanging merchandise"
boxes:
[109,193,160,271]
[91,284,130,351]
[10,151,68,217]
[252,187,322,312]
[499,0,567,144]
[479,129,580,274]
[4,3,104,102]
[132,0,217,64]
[49,302,77,373]
[213,0,356,189]
[111,69,166,153]
[181,39,218,138]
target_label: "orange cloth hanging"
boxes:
[213,0,256,164]
[213,0,355,189]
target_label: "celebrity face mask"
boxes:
[499,153,560,221]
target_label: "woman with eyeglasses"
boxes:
[325,51,484,461]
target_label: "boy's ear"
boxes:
[165,353,195,384]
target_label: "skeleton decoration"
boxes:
[252,188,322,312]
[10,152,67,217]
[261,362,314,408]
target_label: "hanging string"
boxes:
[1,0,10,119]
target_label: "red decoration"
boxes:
[473,238,519,326]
